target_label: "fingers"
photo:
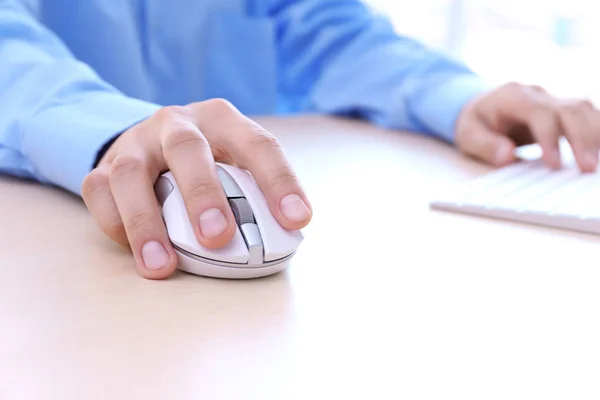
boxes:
[556,100,600,172]
[81,163,129,247]
[190,99,312,230]
[82,99,312,281]
[232,124,312,230]
[158,106,237,249]
[108,153,178,279]
[498,84,563,168]
[459,119,516,167]
[523,107,563,169]
[83,154,179,279]
[498,83,600,171]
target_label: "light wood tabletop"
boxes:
[1,116,599,399]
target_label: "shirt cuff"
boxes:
[408,73,490,143]
[19,91,161,195]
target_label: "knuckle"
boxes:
[203,98,236,115]
[268,167,299,188]
[187,180,222,199]
[574,99,593,110]
[81,167,109,199]
[164,125,208,152]
[561,102,580,113]
[502,81,523,92]
[248,129,281,150]
[102,219,127,242]
[503,81,541,101]
[559,99,592,116]
[155,105,187,122]
[125,211,156,233]
[536,107,556,121]
[109,155,147,181]
[529,84,546,93]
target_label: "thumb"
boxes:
[460,122,516,167]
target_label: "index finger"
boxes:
[189,99,312,230]
[498,84,563,169]
[229,124,313,230]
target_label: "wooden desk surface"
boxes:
[2,116,599,399]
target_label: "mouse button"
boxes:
[171,225,250,264]
[240,223,263,265]
[218,163,304,261]
[195,227,250,264]
[258,218,304,261]
[217,166,244,198]
[161,187,249,264]
[229,198,255,225]
[155,175,174,206]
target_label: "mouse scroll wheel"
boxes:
[229,198,255,225]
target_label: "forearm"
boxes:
[272,0,489,142]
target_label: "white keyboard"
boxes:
[429,156,600,235]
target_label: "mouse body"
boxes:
[154,163,304,279]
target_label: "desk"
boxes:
[1,116,599,399]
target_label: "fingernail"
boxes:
[585,151,598,170]
[495,144,513,165]
[550,148,562,166]
[280,194,310,222]
[199,208,228,238]
[141,241,169,270]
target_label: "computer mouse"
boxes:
[153,163,304,279]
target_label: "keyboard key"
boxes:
[550,175,600,219]
[491,167,579,211]
[462,162,550,207]
[518,172,598,215]
[442,161,542,206]
[429,153,600,235]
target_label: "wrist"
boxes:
[409,73,490,143]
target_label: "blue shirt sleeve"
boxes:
[271,0,491,142]
[0,1,160,195]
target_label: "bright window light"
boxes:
[363,0,600,103]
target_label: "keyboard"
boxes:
[429,149,600,235]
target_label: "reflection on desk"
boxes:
[1,116,599,399]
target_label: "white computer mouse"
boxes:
[154,163,304,279]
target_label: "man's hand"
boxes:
[455,82,600,172]
[81,99,312,279]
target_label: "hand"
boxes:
[81,99,313,279]
[454,82,600,172]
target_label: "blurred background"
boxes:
[365,0,598,103]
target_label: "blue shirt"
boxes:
[0,0,487,195]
